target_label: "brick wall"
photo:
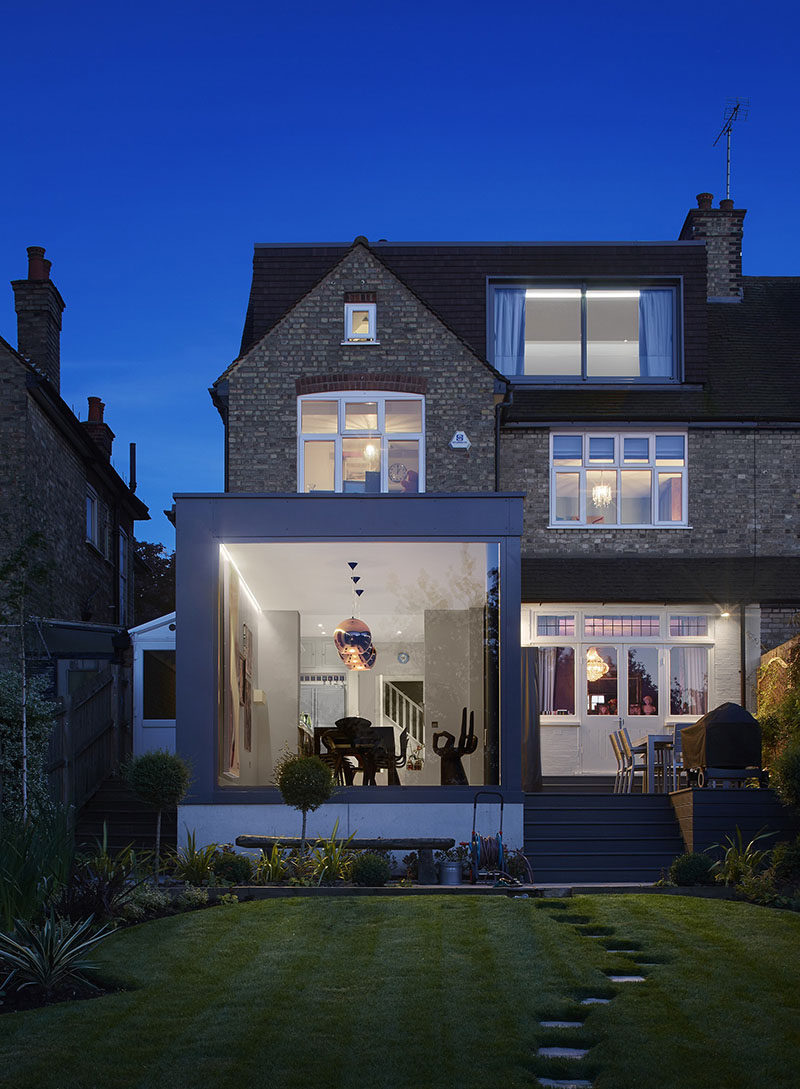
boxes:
[224,245,497,494]
[498,426,800,558]
[761,607,800,652]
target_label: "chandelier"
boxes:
[586,646,610,683]
[591,472,613,509]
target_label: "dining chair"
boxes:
[609,732,624,794]
[617,727,647,794]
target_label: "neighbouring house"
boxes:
[0,246,149,810]
[173,195,800,875]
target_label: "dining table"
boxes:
[634,731,674,793]
[314,725,400,785]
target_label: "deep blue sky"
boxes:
[1,1,797,547]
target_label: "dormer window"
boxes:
[344,292,377,343]
[491,283,678,381]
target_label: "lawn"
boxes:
[1,894,798,1089]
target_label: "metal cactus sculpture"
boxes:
[433,707,478,786]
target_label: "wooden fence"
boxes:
[47,666,123,811]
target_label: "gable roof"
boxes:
[239,239,706,364]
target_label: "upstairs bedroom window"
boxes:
[550,432,687,527]
[491,284,678,381]
[298,392,424,493]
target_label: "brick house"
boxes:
[174,196,800,870]
[0,247,149,804]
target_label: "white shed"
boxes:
[130,612,176,755]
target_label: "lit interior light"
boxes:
[585,290,641,299]
[219,545,262,613]
[525,289,581,300]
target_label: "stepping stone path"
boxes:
[537,1081,594,1089]
[538,1048,589,1060]
[533,904,659,1089]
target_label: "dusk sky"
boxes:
[1,1,797,548]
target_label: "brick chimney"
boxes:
[679,193,746,301]
[82,396,115,459]
[11,246,66,390]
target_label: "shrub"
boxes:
[173,831,218,886]
[711,828,775,886]
[308,821,355,885]
[276,755,334,844]
[213,850,254,886]
[255,844,289,885]
[771,739,800,811]
[174,885,209,912]
[123,751,191,877]
[0,913,114,1002]
[0,671,59,822]
[0,811,73,930]
[402,852,419,880]
[771,834,800,888]
[669,852,716,886]
[117,883,172,923]
[351,851,391,887]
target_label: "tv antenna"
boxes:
[713,98,749,201]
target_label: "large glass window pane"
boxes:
[623,436,649,463]
[385,400,422,432]
[303,441,335,492]
[524,289,581,376]
[345,402,378,431]
[628,646,658,717]
[538,647,575,715]
[301,401,338,433]
[586,291,640,377]
[670,647,708,715]
[143,650,176,719]
[620,470,652,524]
[588,437,615,463]
[554,473,580,521]
[587,645,617,715]
[586,470,617,523]
[342,437,381,492]
[387,440,419,493]
[658,472,683,521]
[218,541,500,788]
[553,434,582,465]
[655,435,685,464]
[585,616,660,636]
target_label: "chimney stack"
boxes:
[679,193,746,301]
[82,396,115,459]
[11,246,66,390]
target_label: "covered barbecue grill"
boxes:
[680,701,764,787]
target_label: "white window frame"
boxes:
[343,302,377,344]
[522,605,714,726]
[86,488,99,548]
[549,430,688,529]
[298,391,425,493]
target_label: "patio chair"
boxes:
[617,728,647,794]
[609,732,625,794]
[666,724,688,790]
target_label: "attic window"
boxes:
[344,292,377,343]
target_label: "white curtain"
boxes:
[670,647,708,715]
[538,647,557,714]
[494,289,526,375]
[639,289,673,377]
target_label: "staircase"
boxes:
[74,775,178,854]
[383,681,424,745]
[524,792,685,884]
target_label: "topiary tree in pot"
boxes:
[123,750,190,880]
[276,755,333,848]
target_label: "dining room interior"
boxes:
[216,539,501,790]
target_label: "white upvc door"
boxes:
[579,642,664,774]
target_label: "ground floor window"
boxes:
[218,540,500,788]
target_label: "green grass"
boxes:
[1,895,798,1089]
